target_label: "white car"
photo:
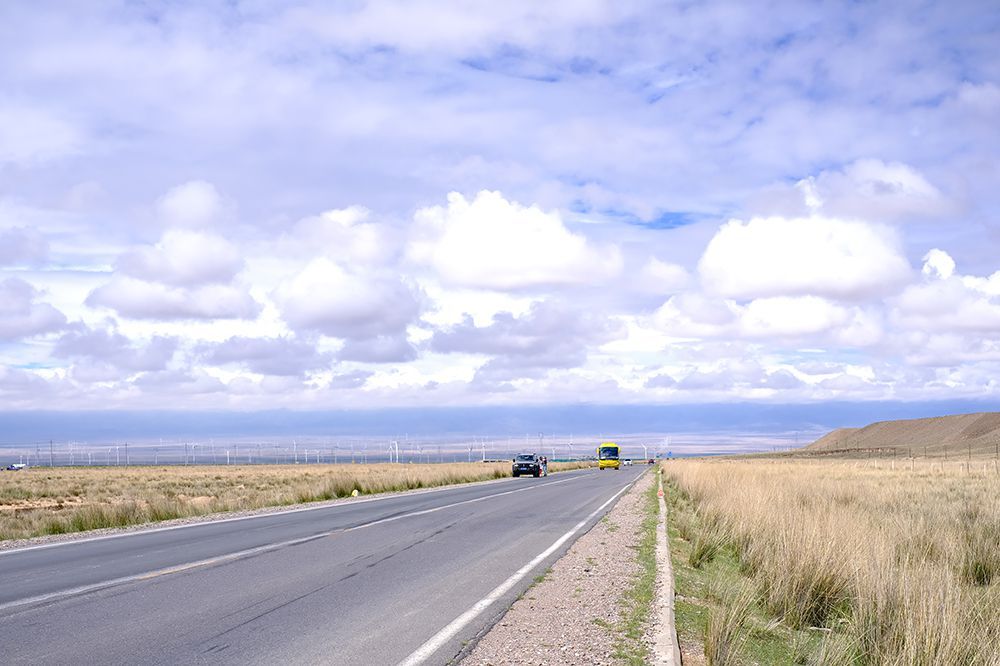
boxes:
[623,459,632,466]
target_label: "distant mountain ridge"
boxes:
[804,412,1000,456]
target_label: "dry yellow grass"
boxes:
[0,461,593,541]
[663,458,1000,665]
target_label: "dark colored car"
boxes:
[512,453,547,478]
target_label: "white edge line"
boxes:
[0,475,583,614]
[396,477,638,666]
[0,469,597,556]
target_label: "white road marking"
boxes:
[0,475,584,615]
[396,478,637,666]
[0,469,596,556]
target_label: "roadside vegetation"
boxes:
[0,460,594,541]
[663,458,1000,665]
[611,477,660,665]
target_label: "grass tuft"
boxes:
[663,458,1000,665]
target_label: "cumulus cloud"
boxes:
[281,206,394,266]
[638,258,690,293]
[156,181,228,228]
[275,257,421,339]
[0,227,48,266]
[893,250,1000,333]
[327,369,373,389]
[699,214,910,300]
[739,296,851,338]
[409,191,622,290]
[117,229,243,286]
[53,325,177,372]
[0,365,53,400]
[199,335,333,376]
[655,292,882,346]
[132,369,226,394]
[339,335,417,363]
[431,300,625,371]
[921,248,956,280]
[645,373,677,388]
[0,278,66,339]
[87,276,261,320]
[804,159,950,222]
[654,293,737,337]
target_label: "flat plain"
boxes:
[0,461,592,541]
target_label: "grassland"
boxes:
[663,458,1000,665]
[0,461,593,541]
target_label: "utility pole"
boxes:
[49,439,54,467]
[125,441,129,466]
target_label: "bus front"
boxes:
[597,442,620,470]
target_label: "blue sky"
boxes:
[2,1,1000,419]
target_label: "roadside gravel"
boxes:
[463,469,655,665]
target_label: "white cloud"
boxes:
[53,325,177,372]
[654,293,737,338]
[0,278,66,339]
[87,276,261,320]
[2,3,999,408]
[282,206,393,266]
[339,335,417,363]
[199,335,332,376]
[699,214,910,300]
[639,258,690,293]
[739,296,851,338]
[117,229,243,286]
[0,105,81,165]
[275,257,421,339]
[804,159,950,222]
[921,248,955,280]
[0,227,48,266]
[409,190,622,290]
[132,368,226,394]
[431,299,624,372]
[155,181,227,228]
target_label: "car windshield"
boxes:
[599,447,619,460]
[515,454,535,461]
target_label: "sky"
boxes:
[2,1,1000,424]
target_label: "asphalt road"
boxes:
[0,466,646,665]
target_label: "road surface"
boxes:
[0,466,645,665]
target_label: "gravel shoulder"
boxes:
[463,469,656,665]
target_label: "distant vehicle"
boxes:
[6,463,26,471]
[597,442,620,470]
[512,453,547,478]
[647,458,655,465]
[623,459,633,466]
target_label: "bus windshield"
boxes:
[598,446,619,460]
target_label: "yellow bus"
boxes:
[597,442,620,470]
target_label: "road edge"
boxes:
[652,468,682,665]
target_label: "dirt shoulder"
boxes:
[463,469,656,665]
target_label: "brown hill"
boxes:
[803,412,1000,457]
